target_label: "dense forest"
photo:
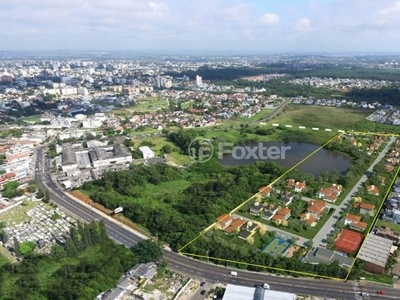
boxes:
[0,222,162,300]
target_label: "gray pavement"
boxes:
[312,136,397,247]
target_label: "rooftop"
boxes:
[222,284,296,300]
[358,234,393,268]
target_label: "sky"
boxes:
[1,0,400,54]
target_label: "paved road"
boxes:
[34,147,400,300]
[312,137,397,247]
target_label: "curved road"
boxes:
[34,147,399,299]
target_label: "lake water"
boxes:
[219,141,352,176]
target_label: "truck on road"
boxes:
[229,271,237,276]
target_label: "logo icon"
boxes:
[188,138,214,163]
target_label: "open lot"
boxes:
[266,106,370,130]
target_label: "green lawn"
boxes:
[211,229,263,251]
[266,106,370,130]
[375,220,400,232]
[221,109,273,126]
[362,272,394,285]
[20,115,41,123]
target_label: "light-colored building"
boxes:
[196,75,203,86]
[139,146,155,159]
[222,284,296,300]
[358,234,393,274]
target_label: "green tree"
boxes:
[19,241,36,255]
[44,190,50,203]
[131,240,162,263]
[37,188,44,199]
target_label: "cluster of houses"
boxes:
[247,180,335,228]
[215,214,260,242]
[384,139,400,172]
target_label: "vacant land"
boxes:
[266,106,370,130]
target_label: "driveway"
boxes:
[312,136,397,247]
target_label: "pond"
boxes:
[219,141,352,176]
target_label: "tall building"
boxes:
[196,75,202,86]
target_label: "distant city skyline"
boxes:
[2,0,400,54]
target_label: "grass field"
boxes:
[221,109,273,126]
[265,106,370,130]
[113,98,169,116]
[20,115,41,123]
[131,136,193,165]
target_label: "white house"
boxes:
[139,146,155,159]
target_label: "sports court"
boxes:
[335,229,363,254]
[261,236,292,256]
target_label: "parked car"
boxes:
[377,290,385,295]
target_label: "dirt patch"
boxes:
[285,245,300,258]
[69,190,113,214]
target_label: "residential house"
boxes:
[354,202,376,217]
[378,176,386,185]
[287,179,306,193]
[272,208,291,226]
[299,213,317,227]
[225,218,246,234]
[384,163,394,173]
[393,209,400,223]
[216,214,232,230]
[261,203,278,221]
[258,186,272,198]
[249,202,264,216]
[238,221,259,240]
[366,185,379,196]
[278,191,295,207]
[316,184,343,203]
[344,214,367,232]
[375,226,400,244]
[307,199,328,219]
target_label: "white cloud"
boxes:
[380,1,400,15]
[295,18,312,32]
[257,13,279,26]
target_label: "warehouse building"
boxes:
[222,284,296,300]
[358,233,393,274]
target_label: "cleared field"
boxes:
[265,106,370,130]
[221,109,273,126]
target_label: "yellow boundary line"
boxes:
[180,252,343,281]
[178,131,399,282]
[344,164,400,281]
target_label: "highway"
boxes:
[34,147,400,299]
